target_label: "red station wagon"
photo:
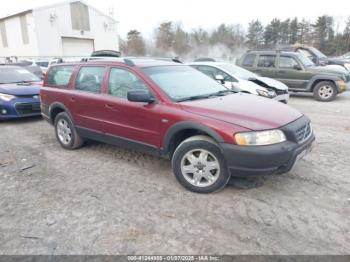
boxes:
[40,58,315,193]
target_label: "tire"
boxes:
[54,112,84,150]
[313,81,337,102]
[171,135,231,193]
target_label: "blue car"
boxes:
[0,66,41,120]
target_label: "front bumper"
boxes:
[221,116,315,177]
[0,98,41,120]
[273,93,290,103]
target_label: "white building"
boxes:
[0,0,119,59]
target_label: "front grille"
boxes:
[15,103,41,116]
[275,89,288,95]
[295,123,312,143]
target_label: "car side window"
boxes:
[108,68,149,99]
[196,66,235,82]
[257,55,276,68]
[47,65,74,86]
[279,56,299,69]
[242,54,256,67]
[75,66,106,94]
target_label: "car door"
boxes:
[68,65,108,131]
[100,67,161,149]
[275,55,309,90]
[254,54,277,78]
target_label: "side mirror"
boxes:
[127,90,155,103]
[293,64,302,70]
[215,74,225,84]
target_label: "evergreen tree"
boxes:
[125,30,146,56]
[246,20,264,48]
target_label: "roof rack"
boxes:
[247,49,284,53]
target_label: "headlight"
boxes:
[234,129,286,146]
[0,93,15,102]
[344,63,350,71]
[256,89,276,98]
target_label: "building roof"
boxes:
[0,0,117,23]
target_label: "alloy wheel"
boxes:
[180,149,220,187]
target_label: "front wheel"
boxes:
[171,135,231,193]
[313,81,337,102]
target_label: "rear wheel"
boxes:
[313,81,337,102]
[172,135,230,193]
[54,112,84,149]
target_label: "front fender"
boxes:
[162,121,225,154]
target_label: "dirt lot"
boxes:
[0,93,349,255]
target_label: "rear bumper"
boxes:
[220,133,315,177]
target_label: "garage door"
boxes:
[62,37,94,57]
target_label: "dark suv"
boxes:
[41,58,315,193]
[237,50,350,101]
[281,45,350,71]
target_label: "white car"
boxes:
[188,61,289,103]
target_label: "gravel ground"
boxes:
[0,93,349,255]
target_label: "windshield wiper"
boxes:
[177,94,211,102]
[177,90,235,102]
[209,90,236,96]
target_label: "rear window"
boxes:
[242,54,256,67]
[47,65,74,86]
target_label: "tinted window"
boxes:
[257,55,276,68]
[195,66,235,82]
[242,54,256,67]
[75,67,105,93]
[279,56,299,69]
[0,67,40,84]
[47,65,74,86]
[142,66,227,101]
[108,68,149,99]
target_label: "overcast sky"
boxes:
[0,0,349,37]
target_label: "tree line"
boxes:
[119,15,350,59]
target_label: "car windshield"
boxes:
[219,64,258,80]
[0,67,40,84]
[296,54,315,67]
[142,65,229,101]
[309,47,327,59]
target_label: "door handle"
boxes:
[70,97,76,102]
[278,70,286,73]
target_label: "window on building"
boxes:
[70,1,90,31]
[0,21,8,47]
[47,65,74,86]
[257,55,276,68]
[108,68,149,99]
[242,54,256,67]
[75,66,105,93]
[20,15,29,44]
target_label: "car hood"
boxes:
[323,57,350,64]
[307,66,346,76]
[251,77,289,90]
[180,93,302,130]
[0,83,41,96]
[234,79,263,94]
